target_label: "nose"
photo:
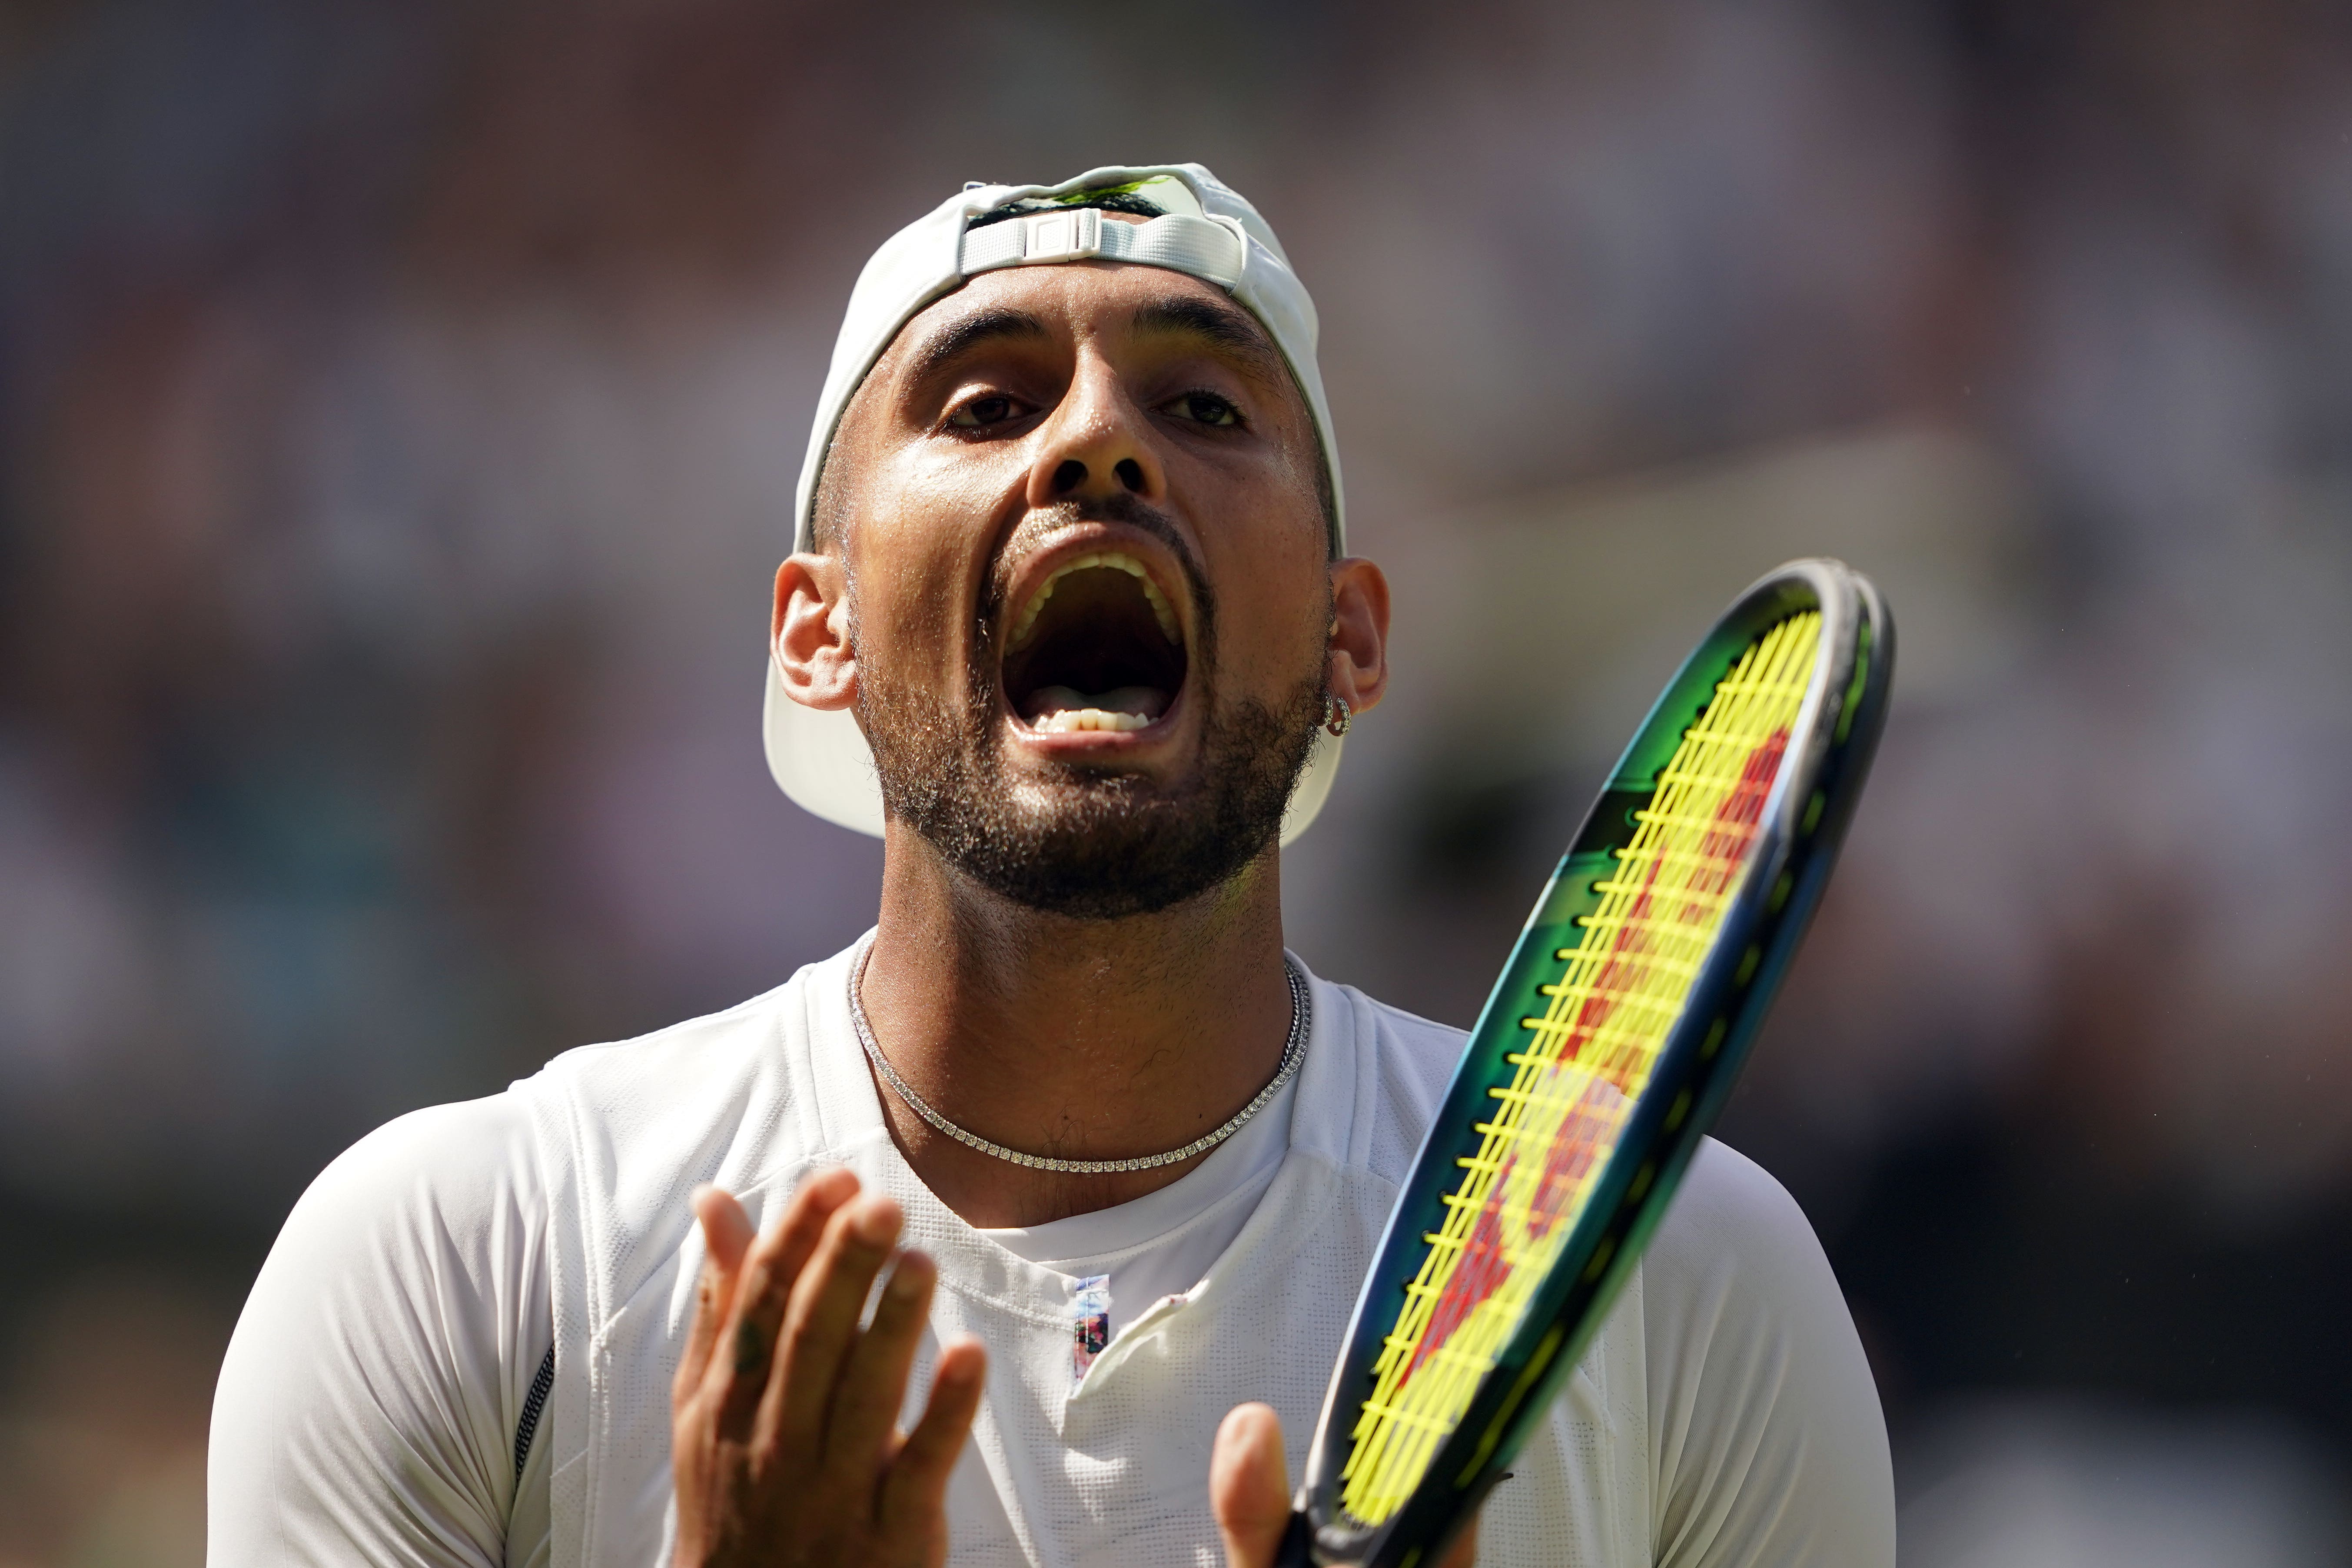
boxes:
[1024,353,1166,510]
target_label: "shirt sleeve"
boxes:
[1641,1139,1895,1568]
[207,1092,551,1568]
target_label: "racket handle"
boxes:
[1273,1508,1316,1568]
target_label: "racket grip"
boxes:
[1272,1508,1316,1568]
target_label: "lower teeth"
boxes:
[1025,684,1165,733]
[1035,709,1150,734]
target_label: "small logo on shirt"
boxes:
[1071,1274,1111,1386]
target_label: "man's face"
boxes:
[813,253,1339,917]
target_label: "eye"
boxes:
[1161,390,1242,428]
[946,392,1032,430]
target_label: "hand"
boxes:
[1210,1405,1479,1568]
[671,1169,987,1568]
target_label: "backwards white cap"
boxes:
[764,163,1347,842]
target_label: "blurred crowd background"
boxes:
[4,0,2350,1562]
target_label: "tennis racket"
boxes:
[1279,558,1892,1568]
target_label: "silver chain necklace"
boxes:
[847,939,1310,1175]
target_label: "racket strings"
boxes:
[1337,612,1822,1525]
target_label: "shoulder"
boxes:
[211,1092,552,1563]
[273,1090,547,1301]
[513,954,885,1315]
[1641,1139,1881,1395]
[277,965,816,1284]
[512,963,847,1186]
[1641,1140,1896,1566]
[1309,974,1467,1184]
[523,975,804,1114]
[1643,1138,1828,1306]
[226,1094,551,1425]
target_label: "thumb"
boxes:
[1212,1403,1295,1568]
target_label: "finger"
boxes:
[1437,1513,1481,1568]
[821,1248,938,1484]
[697,1183,761,1273]
[760,1191,903,1455]
[878,1335,986,1524]
[1211,1403,1293,1568]
[712,1168,860,1434]
[675,1186,758,1402]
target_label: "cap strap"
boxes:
[960,207,1245,290]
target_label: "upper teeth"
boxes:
[1007,551,1180,650]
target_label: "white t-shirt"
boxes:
[208,940,1894,1567]
[980,1068,1297,1351]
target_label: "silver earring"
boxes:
[1324,694,1352,738]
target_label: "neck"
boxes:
[858,826,1296,1227]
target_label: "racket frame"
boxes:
[1287,558,1893,1568]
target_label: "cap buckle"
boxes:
[1020,207,1104,263]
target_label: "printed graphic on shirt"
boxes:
[1070,1274,1111,1386]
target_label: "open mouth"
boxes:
[1000,551,1188,735]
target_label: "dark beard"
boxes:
[856,570,1325,920]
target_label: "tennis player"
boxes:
[209,164,1894,1568]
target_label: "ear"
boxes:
[772,553,857,711]
[1325,556,1391,716]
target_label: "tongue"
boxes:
[1024,684,1167,733]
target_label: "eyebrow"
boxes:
[904,305,1052,389]
[1129,297,1288,387]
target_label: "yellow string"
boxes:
[1337,611,1820,1525]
